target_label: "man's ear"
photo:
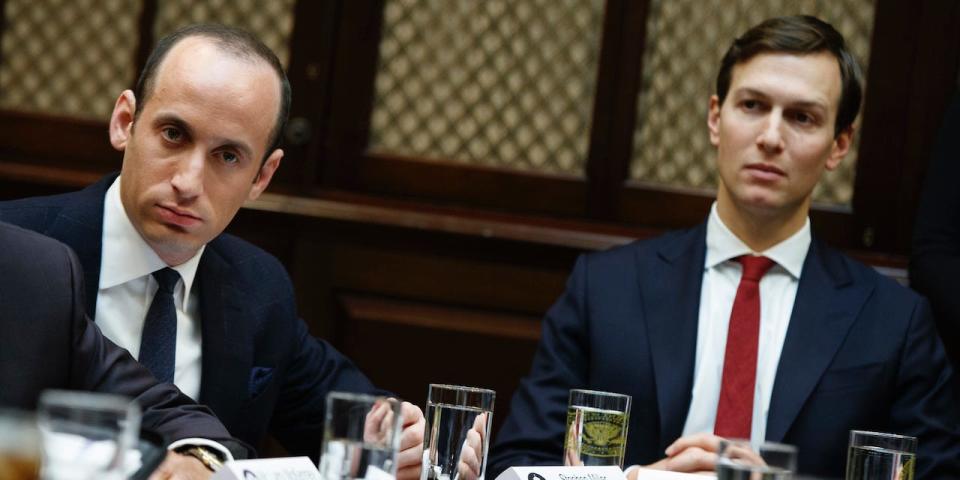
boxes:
[248,149,283,201]
[109,90,137,151]
[707,95,722,147]
[826,125,855,171]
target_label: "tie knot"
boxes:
[736,255,776,282]
[152,268,180,294]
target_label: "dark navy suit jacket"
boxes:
[0,221,242,452]
[0,175,382,459]
[489,223,960,479]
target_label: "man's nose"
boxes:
[756,114,785,154]
[170,149,204,199]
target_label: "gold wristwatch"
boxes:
[176,446,225,472]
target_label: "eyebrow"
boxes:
[153,112,255,160]
[734,87,829,112]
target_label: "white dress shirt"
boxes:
[96,177,204,400]
[681,202,810,442]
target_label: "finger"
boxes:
[401,401,424,427]
[399,415,425,451]
[396,441,424,470]
[664,447,717,473]
[396,463,422,480]
[365,401,390,436]
[459,443,481,478]
[665,433,722,457]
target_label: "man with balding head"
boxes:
[0,24,424,478]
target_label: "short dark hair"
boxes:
[715,15,863,137]
[133,24,291,163]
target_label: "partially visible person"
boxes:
[911,92,960,384]
[489,15,960,479]
[0,24,423,478]
[0,220,245,479]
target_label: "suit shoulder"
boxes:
[0,192,74,230]
[0,222,74,274]
[826,245,923,307]
[581,227,696,269]
[207,233,291,285]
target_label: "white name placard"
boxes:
[632,467,715,479]
[211,456,321,480]
[494,465,626,480]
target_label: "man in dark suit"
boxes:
[0,24,424,478]
[0,220,246,477]
[489,16,960,479]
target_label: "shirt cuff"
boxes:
[167,438,235,462]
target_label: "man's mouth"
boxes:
[744,163,786,180]
[156,204,201,228]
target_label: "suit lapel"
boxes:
[45,176,117,318]
[196,243,252,430]
[641,224,707,450]
[765,239,873,442]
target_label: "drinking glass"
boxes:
[37,390,141,480]
[563,389,631,468]
[319,392,402,480]
[0,409,41,480]
[715,439,797,480]
[845,430,916,480]
[421,384,495,480]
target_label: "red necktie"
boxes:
[714,255,776,439]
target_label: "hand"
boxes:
[563,415,583,467]
[396,401,425,480]
[362,399,424,480]
[457,412,488,480]
[644,433,723,474]
[147,452,213,480]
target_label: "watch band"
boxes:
[176,445,225,472]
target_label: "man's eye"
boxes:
[793,112,814,124]
[742,99,761,111]
[221,151,239,164]
[161,127,182,142]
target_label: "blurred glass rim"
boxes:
[326,391,397,406]
[849,430,918,442]
[428,384,496,395]
[39,390,139,416]
[427,384,496,410]
[719,438,798,455]
[568,389,632,400]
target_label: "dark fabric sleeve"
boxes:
[910,92,960,370]
[890,296,960,477]
[61,242,251,458]
[267,315,388,460]
[487,255,591,477]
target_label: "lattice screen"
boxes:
[630,0,875,206]
[0,0,143,121]
[368,0,606,176]
[153,0,296,68]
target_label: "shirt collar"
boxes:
[704,202,810,279]
[100,177,205,308]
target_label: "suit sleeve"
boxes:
[890,297,960,477]
[267,315,387,459]
[61,242,250,457]
[488,255,591,477]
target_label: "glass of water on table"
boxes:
[319,392,403,480]
[421,384,495,480]
[564,389,631,468]
[845,430,916,480]
[715,439,797,479]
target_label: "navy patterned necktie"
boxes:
[139,267,180,383]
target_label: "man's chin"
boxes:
[141,227,205,265]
